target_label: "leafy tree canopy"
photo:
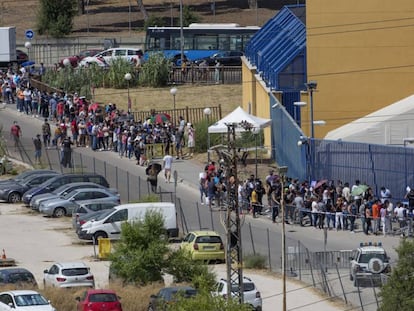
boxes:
[37,0,77,37]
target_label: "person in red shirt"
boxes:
[10,121,21,151]
[371,199,381,235]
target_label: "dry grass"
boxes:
[93,84,241,116]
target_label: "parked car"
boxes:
[213,276,262,311]
[0,268,37,288]
[76,289,122,311]
[79,47,143,67]
[72,201,119,229]
[75,210,107,234]
[193,51,244,66]
[0,290,56,311]
[0,169,56,186]
[38,188,120,217]
[22,173,110,205]
[58,49,103,67]
[30,182,118,210]
[180,230,225,262]
[43,262,94,288]
[0,173,59,203]
[16,50,29,65]
[148,286,197,311]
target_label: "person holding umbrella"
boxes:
[146,162,162,193]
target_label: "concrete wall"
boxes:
[306,0,414,138]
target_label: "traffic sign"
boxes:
[25,29,34,40]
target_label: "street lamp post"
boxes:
[170,87,178,126]
[124,73,132,112]
[24,41,32,62]
[179,0,184,64]
[279,166,288,311]
[62,58,71,93]
[305,81,317,139]
[204,107,212,161]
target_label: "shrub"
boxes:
[244,253,267,269]
[139,53,171,87]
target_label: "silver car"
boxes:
[38,188,120,217]
[72,201,119,229]
[30,182,118,211]
[43,262,94,288]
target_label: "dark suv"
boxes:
[0,268,37,288]
[22,173,110,205]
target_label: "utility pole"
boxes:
[218,122,244,304]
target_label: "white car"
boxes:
[213,277,262,311]
[43,262,94,288]
[349,242,391,287]
[79,47,142,67]
[0,290,56,311]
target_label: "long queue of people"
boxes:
[198,166,414,237]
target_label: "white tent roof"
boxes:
[325,94,414,145]
[208,106,272,133]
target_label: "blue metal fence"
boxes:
[314,139,414,201]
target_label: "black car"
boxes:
[193,51,244,66]
[148,286,197,311]
[0,268,37,288]
[0,172,59,203]
[0,169,56,186]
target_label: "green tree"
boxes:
[109,211,169,285]
[37,0,77,37]
[183,5,201,26]
[379,239,414,311]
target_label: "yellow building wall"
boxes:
[242,61,272,149]
[307,0,414,138]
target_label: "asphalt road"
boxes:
[0,106,401,311]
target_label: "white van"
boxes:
[77,202,178,243]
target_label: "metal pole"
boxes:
[255,133,258,178]
[281,173,287,311]
[179,0,184,64]
[128,0,132,36]
[310,88,314,139]
[173,95,176,127]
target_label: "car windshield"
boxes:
[15,294,49,306]
[231,282,255,292]
[89,293,117,302]
[359,253,387,263]
[61,267,89,276]
[62,190,78,200]
[95,208,116,220]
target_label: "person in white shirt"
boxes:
[163,152,173,183]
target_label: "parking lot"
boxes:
[0,203,345,311]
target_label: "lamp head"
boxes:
[124,72,132,81]
[306,80,317,90]
[170,87,177,95]
[203,107,211,115]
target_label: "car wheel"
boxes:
[53,207,66,218]
[93,232,107,245]
[8,192,21,203]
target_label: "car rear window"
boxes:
[89,293,117,302]
[8,272,35,284]
[62,268,89,276]
[231,282,255,292]
[195,236,222,243]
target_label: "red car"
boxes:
[59,49,103,67]
[76,289,122,311]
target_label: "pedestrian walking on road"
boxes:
[60,135,73,168]
[33,134,42,165]
[163,152,173,183]
[10,121,21,151]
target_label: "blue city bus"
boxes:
[144,23,260,65]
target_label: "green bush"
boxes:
[165,248,216,290]
[144,15,166,29]
[139,53,171,87]
[244,253,267,269]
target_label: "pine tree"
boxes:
[36,0,77,37]
[379,239,414,311]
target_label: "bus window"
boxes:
[218,35,230,50]
[194,35,217,50]
[229,35,243,51]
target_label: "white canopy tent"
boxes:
[207,106,271,177]
[325,94,414,145]
[208,106,272,133]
